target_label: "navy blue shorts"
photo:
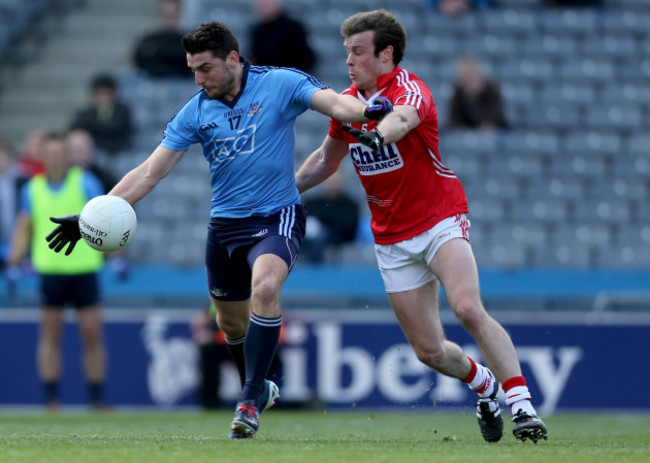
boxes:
[206,203,306,301]
[40,273,101,309]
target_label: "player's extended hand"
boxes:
[46,215,81,256]
[363,96,393,121]
[341,125,385,153]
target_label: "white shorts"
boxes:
[375,214,471,293]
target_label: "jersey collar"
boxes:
[353,65,401,103]
[211,58,250,109]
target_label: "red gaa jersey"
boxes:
[329,66,468,244]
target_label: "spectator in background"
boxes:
[65,130,131,281]
[17,128,46,181]
[0,139,21,266]
[191,303,285,410]
[428,0,493,17]
[302,170,360,263]
[191,305,232,410]
[543,0,603,7]
[69,73,134,155]
[248,0,316,73]
[66,129,116,193]
[448,56,509,131]
[5,132,108,410]
[132,0,192,79]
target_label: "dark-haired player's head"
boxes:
[182,21,240,60]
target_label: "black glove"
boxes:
[363,96,393,121]
[341,125,385,153]
[46,215,82,256]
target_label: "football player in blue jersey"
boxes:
[46,20,392,438]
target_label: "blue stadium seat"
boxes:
[444,152,483,178]
[466,197,507,223]
[602,10,650,35]
[502,130,560,154]
[421,11,478,37]
[488,152,546,178]
[563,130,622,155]
[540,81,596,106]
[439,130,499,153]
[418,34,463,61]
[601,83,650,106]
[523,103,581,130]
[584,103,643,131]
[612,156,650,177]
[588,177,647,201]
[614,225,650,247]
[616,59,650,83]
[552,223,613,247]
[549,151,609,178]
[559,58,616,84]
[511,198,570,224]
[573,198,633,224]
[474,242,530,269]
[480,9,537,35]
[625,134,650,156]
[525,175,587,201]
[533,243,593,269]
[581,34,638,60]
[540,9,599,36]
[491,223,550,248]
[596,246,650,269]
[521,34,579,60]
[463,34,520,59]
[499,58,555,84]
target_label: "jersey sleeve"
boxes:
[328,88,355,140]
[272,69,327,120]
[393,77,434,123]
[160,98,201,151]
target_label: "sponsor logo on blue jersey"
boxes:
[349,143,403,176]
[209,124,256,163]
[199,122,219,131]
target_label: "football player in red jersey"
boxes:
[296,9,547,444]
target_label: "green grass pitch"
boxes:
[0,410,648,463]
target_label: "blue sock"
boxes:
[239,313,282,404]
[226,336,246,387]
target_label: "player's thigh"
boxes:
[429,237,482,310]
[206,230,253,302]
[249,235,294,294]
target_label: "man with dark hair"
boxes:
[248,0,316,73]
[46,20,391,438]
[133,0,192,79]
[296,9,547,444]
[69,73,134,155]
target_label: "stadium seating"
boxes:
[115,0,650,276]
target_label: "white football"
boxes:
[78,195,137,252]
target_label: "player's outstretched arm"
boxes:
[311,89,392,123]
[108,146,186,205]
[296,135,349,194]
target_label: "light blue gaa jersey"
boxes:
[160,61,327,218]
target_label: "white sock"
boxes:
[465,359,496,398]
[504,385,537,417]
